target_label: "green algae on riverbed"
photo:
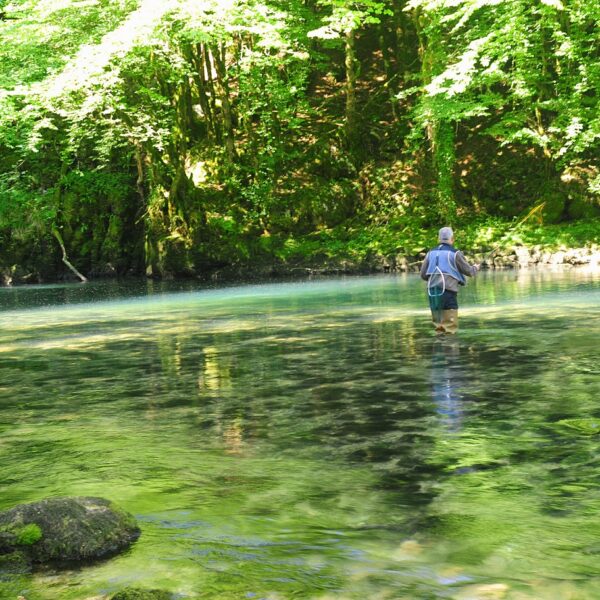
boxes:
[554,418,600,435]
[1,270,600,599]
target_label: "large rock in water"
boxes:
[0,497,140,569]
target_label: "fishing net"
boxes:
[427,267,445,324]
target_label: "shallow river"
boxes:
[1,269,600,600]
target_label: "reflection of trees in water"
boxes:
[412,328,600,570]
[174,320,512,503]
[134,319,409,456]
[136,309,590,514]
[159,317,447,510]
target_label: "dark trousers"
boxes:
[441,290,458,310]
[429,290,459,334]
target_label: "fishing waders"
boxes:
[435,309,458,334]
[428,267,459,335]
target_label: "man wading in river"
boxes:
[420,227,479,334]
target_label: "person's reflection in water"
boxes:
[430,338,464,432]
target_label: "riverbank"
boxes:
[192,217,600,280]
[2,218,599,284]
[206,244,600,281]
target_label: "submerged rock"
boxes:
[110,589,172,600]
[0,497,140,571]
[453,582,509,599]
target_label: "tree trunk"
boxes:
[392,0,410,75]
[379,23,398,121]
[344,28,359,148]
[211,43,237,161]
[414,8,456,221]
[134,144,145,211]
[190,43,216,141]
[432,120,456,221]
[51,163,88,282]
[202,43,221,143]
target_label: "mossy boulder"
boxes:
[110,588,173,600]
[0,497,140,571]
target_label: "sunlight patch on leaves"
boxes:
[425,34,492,97]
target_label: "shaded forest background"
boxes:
[0,0,598,280]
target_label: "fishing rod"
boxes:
[481,202,546,265]
[404,201,546,268]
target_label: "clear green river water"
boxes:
[1,269,600,600]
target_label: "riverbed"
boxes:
[1,269,600,599]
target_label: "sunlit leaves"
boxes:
[0,0,598,274]
[308,0,392,38]
[425,34,492,97]
[540,0,564,10]
[408,0,600,193]
[0,0,140,90]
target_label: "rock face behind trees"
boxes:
[0,497,140,572]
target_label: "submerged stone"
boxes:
[453,582,509,599]
[110,588,172,600]
[0,497,140,570]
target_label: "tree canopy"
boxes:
[0,0,598,279]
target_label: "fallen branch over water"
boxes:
[52,228,88,283]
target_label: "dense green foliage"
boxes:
[0,0,598,279]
